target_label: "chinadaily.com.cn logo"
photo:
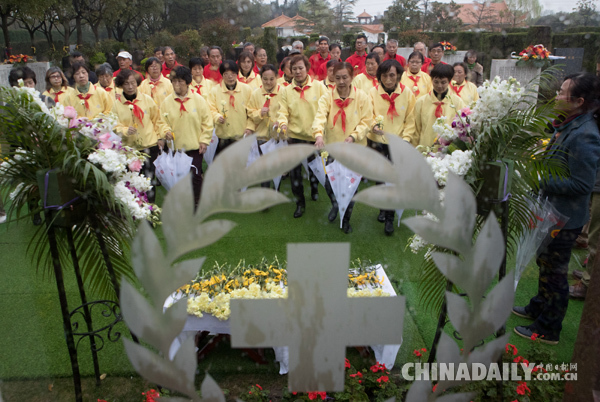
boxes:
[399,362,578,382]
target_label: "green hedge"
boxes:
[565,26,600,33]
[260,27,278,65]
[553,33,600,72]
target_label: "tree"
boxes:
[383,0,422,33]
[465,0,494,30]
[0,0,17,54]
[504,0,542,27]
[330,0,357,40]
[429,1,462,32]
[81,0,110,43]
[574,0,597,26]
[296,0,332,37]
[15,0,52,53]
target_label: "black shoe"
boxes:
[293,205,304,218]
[512,306,535,320]
[377,210,385,223]
[514,325,559,345]
[328,206,338,222]
[384,220,394,236]
[311,191,319,201]
[342,221,352,234]
[33,213,42,226]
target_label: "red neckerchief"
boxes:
[293,83,311,100]
[104,87,113,92]
[408,75,420,96]
[263,92,277,108]
[52,89,64,103]
[333,97,353,134]
[365,72,378,88]
[381,92,400,121]
[174,97,189,115]
[124,99,144,127]
[433,100,444,118]
[227,90,236,108]
[77,93,92,109]
[451,83,464,97]
[552,113,585,129]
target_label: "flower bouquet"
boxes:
[513,44,552,68]
[4,54,34,65]
[409,75,566,312]
[440,41,457,55]
[177,258,388,321]
[0,84,160,299]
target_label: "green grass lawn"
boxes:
[0,178,587,400]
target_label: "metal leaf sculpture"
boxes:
[120,131,514,401]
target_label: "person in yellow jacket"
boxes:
[64,62,112,119]
[352,52,380,94]
[277,54,328,218]
[414,64,465,148]
[277,57,293,88]
[42,67,74,105]
[237,52,262,91]
[368,59,417,235]
[113,69,163,202]
[244,64,282,189]
[323,59,337,92]
[313,61,373,234]
[159,66,214,206]
[139,57,174,108]
[401,52,433,100]
[189,58,214,99]
[96,63,120,109]
[450,62,479,108]
[207,60,253,156]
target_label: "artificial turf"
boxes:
[0,176,587,390]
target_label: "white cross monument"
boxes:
[230,243,405,392]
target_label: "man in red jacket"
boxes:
[113,51,144,80]
[161,46,182,78]
[345,34,368,73]
[309,36,331,79]
[383,39,406,68]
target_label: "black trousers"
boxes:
[214,138,236,158]
[367,139,394,222]
[142,145,161,203]
[287,138,318,207]
[185,150,204,206]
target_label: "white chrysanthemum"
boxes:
[432,116,456,143]
[470,76,523,131]
[88,149,128,173]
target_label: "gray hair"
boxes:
[292,40,304,50]
[387,39,399,46]
[95,62,113,77]
[414,41,426,48]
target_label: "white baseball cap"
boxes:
[117,51,132,60]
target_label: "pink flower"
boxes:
[98,133,113,149]
[69,117,82,129]
[129,159,142,172]
[460,107,472,116]
[64,106,77,119]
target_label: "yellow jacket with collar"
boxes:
[246,85,282,140]
[414,90,465,147]
[188,77,214,99]
[139,75,174,108]
[312,85,372,145]
[64,84,112,119]
[400,70,432,100]
[113,92,161,149]
[238,71,262,91]
[159,91,213,151]
[450,80,479,108]
[352,72,379,95]
[368,83,416,145]
[207,81,253,140]
[277,76,327,141]
[43,86,75,105]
